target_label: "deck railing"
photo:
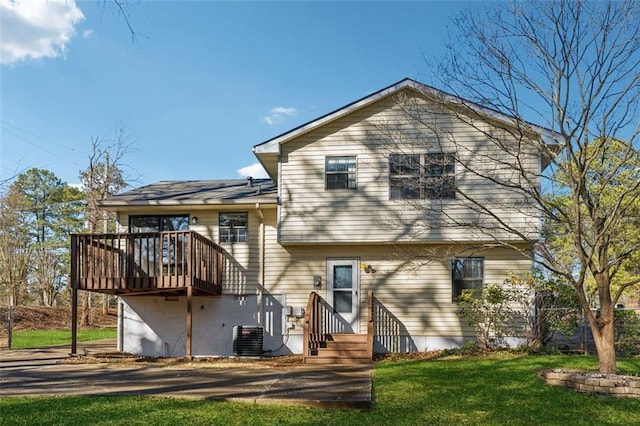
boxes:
[303,291,325,357]
[70,230,224,295]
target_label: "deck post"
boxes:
[367,290,374,360]
[186,285,193,360]
[70,235,78,356]
[71,286,78,355]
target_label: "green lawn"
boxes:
[1,353,639,425]
[10,328,117,349]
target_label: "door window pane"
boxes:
[162,216,189,231]
[334,292,352,313]
[130,216,160,232]
[333,265,353,289]
[130,215,188,232]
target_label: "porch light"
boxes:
[191,216,198,225]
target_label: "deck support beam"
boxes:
[71,287,78,355]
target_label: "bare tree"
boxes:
[32,247,65,306]
[78,127,132,323]
[0,191,32,306]
[398,0,640,374]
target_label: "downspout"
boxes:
[255,203,266,328]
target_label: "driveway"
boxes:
[0,343,372,408]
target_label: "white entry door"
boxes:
[326,259,360,332]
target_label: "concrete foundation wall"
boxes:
[120,293,298,357]
[119,294,526,357]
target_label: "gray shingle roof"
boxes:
[98,178,277,208]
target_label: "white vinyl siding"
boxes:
[277,91,540,244]
[261,237,532,337]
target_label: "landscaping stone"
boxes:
[540,369,640,399]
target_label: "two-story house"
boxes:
[70,78,557,363]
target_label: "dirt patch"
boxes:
[61,352,305,368]
[0,306,117,331]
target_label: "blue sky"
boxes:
[1,1,470,187]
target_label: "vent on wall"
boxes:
[232,325,264,356]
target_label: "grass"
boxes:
[10,328,117,349]
[1,353,639,425]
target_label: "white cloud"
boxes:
[237,163,269,179]
[0,0,85,65]
[263,106,297,125]
[82,29,94,39]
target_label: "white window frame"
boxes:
[389,153,456,200]
[325,156,357,190]
[451,257,484,301]
[219,212,248,243]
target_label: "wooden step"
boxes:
[327,333,369,343]
[312,348,369,357]
[321,341,368,350]
[305,333,372,365]
[305,356,371,365]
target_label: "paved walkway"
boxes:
[0,342,372,408]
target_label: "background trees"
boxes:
[0,191,33,306]
[1,169,85,306]
[423,0,639,373]
[0,129,131,310]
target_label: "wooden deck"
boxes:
[70,231,224,296]
[69,230,225,358]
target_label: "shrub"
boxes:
[456,284,514,351]
[614,309,640,356]
[506,272,581,348]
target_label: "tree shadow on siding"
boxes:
[259,286,293,355]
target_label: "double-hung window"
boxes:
[326,156,357,190]
[219,212,248,243]
[451,257,484,301]
[389,153,456,199]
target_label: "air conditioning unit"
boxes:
[232,325,264,356]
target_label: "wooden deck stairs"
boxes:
[303,291,375,365]
[306,333,371,365]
